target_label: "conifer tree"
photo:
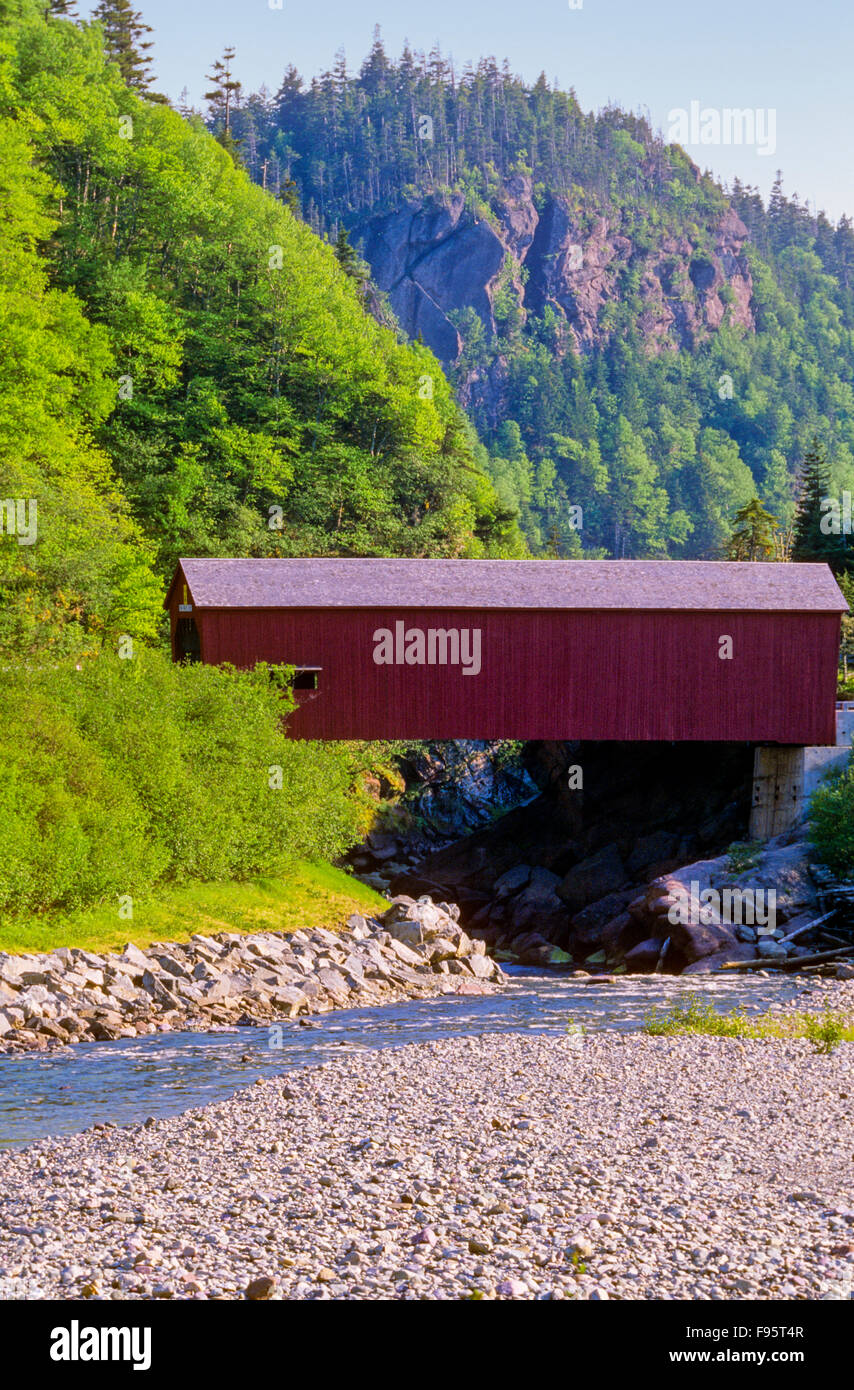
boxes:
[44,0,78,18]
[92,0,163,98]
[359,25,390,95]
[274,65,303,131]
[545,523,562,557]
[726,497,779,560]
[205,46,242,159]
[333,225,360,278]
[792,437,848,570]
[280,176,300,216]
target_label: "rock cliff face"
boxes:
[355,177,754,372]
[359,193,504,364]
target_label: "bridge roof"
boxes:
[171,558,847,613]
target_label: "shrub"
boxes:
[643,998,852,1049]
[803,1009,847,1055]
[0,650,363,916]
[810,757,854,877]
[644,998,747,1037]
[726,840,763,874]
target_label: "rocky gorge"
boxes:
[349,740,854,978]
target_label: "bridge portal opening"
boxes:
[174,616,201,663]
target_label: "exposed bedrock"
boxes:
[353,180,754,399]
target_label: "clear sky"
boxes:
[88,0,853,223]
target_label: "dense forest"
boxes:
[211,30,854,560]
[0,3,523,664]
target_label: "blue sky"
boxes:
[89,0,852,222]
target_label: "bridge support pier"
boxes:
[749,746,806,840]
[750,709,854,841]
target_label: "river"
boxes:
[0,968,808,1148]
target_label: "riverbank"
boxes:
[1,1029,851,1301]
[0,896,504,1054]
[0,863,387,958]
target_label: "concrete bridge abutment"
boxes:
[748,704,854,839]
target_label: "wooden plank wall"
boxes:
[167,599,840,744]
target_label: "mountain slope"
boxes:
[229,36,854,558]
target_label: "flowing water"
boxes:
[0,968,809,1148]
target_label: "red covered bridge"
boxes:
[165,558,846,745]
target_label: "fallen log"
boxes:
[777,909,837,945]
[717,945,854,973]
[816,930,854,948]
[779,946,854,971]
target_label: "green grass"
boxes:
[725,840,763,874]
[643,997,854,1052]
[0,862,388,957]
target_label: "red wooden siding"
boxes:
[167,597,841,744]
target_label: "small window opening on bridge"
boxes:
[175,616,200,663]
[292,667,321,691]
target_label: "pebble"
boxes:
[0,1031,851,1301]
[245,1276,277,1300]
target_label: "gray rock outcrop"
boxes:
[354,179,754,391]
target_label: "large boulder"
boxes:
[627,831,679,878]
[508,867,568,940]
[510,931,556,966]
[598,912,640,958]
[623,938,666,972]
[667,918,738,965]
[681,943,757,973]
[727,842,817,923]
[568,889,637,949]
[757,939,788,960]
[493,864,533,900]
[382,896,463,946]
[557,844,628,914]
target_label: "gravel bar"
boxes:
[1,1031,852,1301]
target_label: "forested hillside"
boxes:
[223,31,854,557]
[0,2,522,662]
[0,2,519,917]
